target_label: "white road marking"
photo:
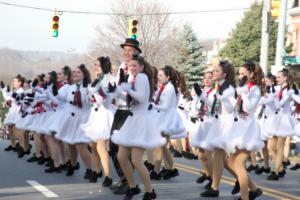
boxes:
[26,180,59,198]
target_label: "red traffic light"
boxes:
[53,16,59,22]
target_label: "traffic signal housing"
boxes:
[128,19,138,39]
[271,0,280,20]
[52,15,59,37]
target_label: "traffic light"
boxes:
[128,18,138,39]
[271,0,280,20]
[52,15,59,37]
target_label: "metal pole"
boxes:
[275,0,288,67]
[260,0,271,73]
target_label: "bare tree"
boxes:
[89,0,179,68]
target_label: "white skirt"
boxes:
[38,110,55,135]
[226,116,264,154]
[190,116,216,148]
[258,114,279,140]
[152,108,187,139]
[4,105,20,125]
[81,105,115,141]
[272,113,297,137]
[200,114,236,151]
[15,113,33,131]
[177,108,192,132]
[112,111,166,149]
[55,109,91,144]
[28,112,47,133]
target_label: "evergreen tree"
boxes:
[174,24,206,88]
[219,2,277,69]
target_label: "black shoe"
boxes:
[110,179,126,190]
[24,148,31,155]
[13,143,20,152]
[159,167,168,176]
[60,163,69,171]
[290,163,300,171]
[98,170,103,178]
[278,169,286,178]
[102,176,113,187]
[123,185,141,200]
[173,150,182,158]
[255,166,264,175]
[170,168,179,177]
[89,171,98,183]
[27,154,42,163]
[143,189,157,200]
[66,167,74,176]
[144,161,154,172]
[113,182,129,195]
[17,148,25,158]
[4,145,16,151]
[246,165,258,172]
[196,172,208,184]
[231,180,240,195]
[204,178,212,190]
[84,169,93,180]
[200,187,219,197]
[45,166,62,173]
[264,167,271,174]
[38,157,50,165]
[267,171,279,180]
[283,160,291,168]
[249,188,263,200]
[150,171,161,181]
[74,162,80,170]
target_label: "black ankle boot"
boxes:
[196,172,208,184]
[200,187,219,197]
[231,180,240,195]
[150,171,161,180]
[66,166,75,176]
[89,171,98,183]
[84,169,93,180]
[246,164,258,172]
[45,166,62,173]
[204,178,212,190]
[123,185,141,200]
[143,189,157,200]
[102,176,113,187]
[249,188,263,200]
[267,171,279,181]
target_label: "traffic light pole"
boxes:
[275,0,288,68]
[260,0,271,73]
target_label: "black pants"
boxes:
[109,109,131,178]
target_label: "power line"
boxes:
[0,1,250,16]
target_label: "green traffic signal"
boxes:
[131,34,137,39]
[52,30,58,37]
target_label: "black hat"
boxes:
[120,38,142,54]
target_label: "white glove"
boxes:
[236,85,248,95]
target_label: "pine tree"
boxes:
[219,2,277,69]
[174,24,206,89]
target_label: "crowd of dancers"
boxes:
[1,37,300,200]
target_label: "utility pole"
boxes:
[274,0,288,69]
[260,0,271,73]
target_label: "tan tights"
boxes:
[96,140,110,177]
[269,136,286,174]
[198,148,213,177]
[154,143,174,173]
[7,125,16,147]
[228,150,257,200]
[118,146,152,192]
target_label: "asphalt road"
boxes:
[0,140,299,200]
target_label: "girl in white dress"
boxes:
[255,73,277,175]
[55,64,93,179]
[149,66,187,181]
[190,70,215,187]
[81,56,115,186]
[112,56,165,200]
[1,75,24,152]
[200,61,239,198]
[267,68,297,181]
[44,66,74,174]
[227,61,264,200]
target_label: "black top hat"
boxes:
[120,38,142,54]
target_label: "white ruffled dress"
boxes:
[55,83,91,144]
[111,73,166,149]
[81,73,116,141]
[150,82,187,139]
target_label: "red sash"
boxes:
[155,83,166,105]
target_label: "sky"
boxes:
[0,0,256,53]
